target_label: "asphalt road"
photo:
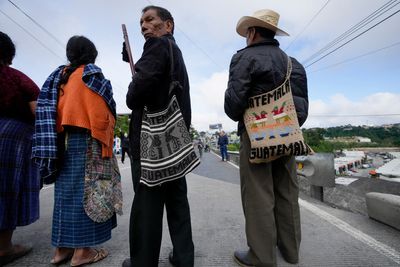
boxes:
[7,152,400,266]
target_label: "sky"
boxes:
[1,0,400,132]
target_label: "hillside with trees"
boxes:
[303,124,400,152]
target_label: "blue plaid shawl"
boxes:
[32,64,116,182]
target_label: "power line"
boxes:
[7,0,131,97]
[7,0,65,49]
[112,81,129,99]
[303,0,398,64]
[174,26,224,69]
[309,41,400,73]
[0,9,64,61]
[284,0,330,52]
[309,114,400,117]
[143,0,223,69]
[305,8,400,68]
[3,1,131,111]
[303,0,400,65]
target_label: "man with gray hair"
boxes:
[123,5,194,267]
[224,9,308,267]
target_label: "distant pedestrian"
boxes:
[224,9,309,267]
[32,35,122,266]
[121,132,131,164]
[204,143,210,152]
[197,141,203,158]
[218,131,229,161]
[0,31,40,266]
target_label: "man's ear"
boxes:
[249,27,256,41]
[246,27,255,45]
[165,20,173,34]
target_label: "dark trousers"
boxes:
[121,147,130,163]
[220,145,228,160]
[129,159,194,267]
[239,131,301,267]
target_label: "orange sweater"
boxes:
[56,66,115,158]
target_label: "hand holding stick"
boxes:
[122,24,135,75]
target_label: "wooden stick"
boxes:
[122,24,135,75]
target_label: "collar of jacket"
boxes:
[237,38,280,52]
[162,33,175,42]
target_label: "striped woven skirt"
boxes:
[52,129,116,247]
[0,118,40,230]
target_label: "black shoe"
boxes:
[233,250,254,267]
[122,258,131,267]
[168,252,178,267]
[0,245,32,266]
[279,251,298,264]
[283,257,298,264]
[277,244,299,264]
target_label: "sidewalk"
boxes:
[8,152,400,266]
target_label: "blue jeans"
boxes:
[220,145,228,161]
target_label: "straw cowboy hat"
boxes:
[236,9,289,37]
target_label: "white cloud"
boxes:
[191,70,238,132]
[190,70,400,132]
[304,93,400,128]
[2,0,399,132]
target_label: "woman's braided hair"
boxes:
[59,35,98,91]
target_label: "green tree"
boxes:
[115,115,130,137]
[189,125,199,140]
[303,128,325,147]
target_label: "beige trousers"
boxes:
[239,131,301,267]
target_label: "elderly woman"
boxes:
[32,36,122,266]
[0,32,40,265]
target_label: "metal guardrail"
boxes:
[223,149,336,202]
[296,153,335,187]
[296,153,335,201]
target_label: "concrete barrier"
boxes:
[366,192,400,230]
[227,151,239,165]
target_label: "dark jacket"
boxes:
[224,39,308,135]
[218,134,228,146]
[121,137,130,149]
[126,34,191,159]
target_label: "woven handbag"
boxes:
[139,40,200,186]
[243,55,313,163]
[83,137,123,223]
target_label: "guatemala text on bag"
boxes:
[243,57,312,163]
[140,95,200,186]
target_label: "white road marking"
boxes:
[226,156,400,264]
[210,150,239,169]
[42,155,400,264]
[299,199,400,265]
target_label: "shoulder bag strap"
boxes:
[168,39,175,96]
[284,55,292,83]
[266,55,293,92]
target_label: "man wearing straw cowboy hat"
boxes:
[224,9,308,267]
